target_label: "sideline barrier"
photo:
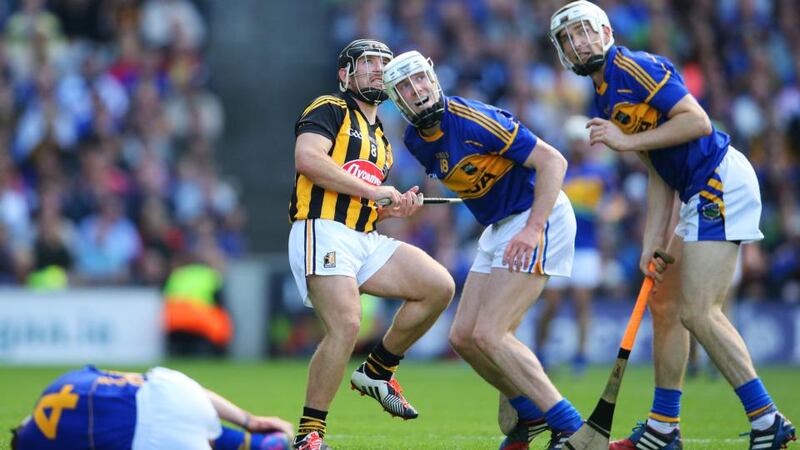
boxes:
[0,289,163,365]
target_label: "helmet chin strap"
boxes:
[348,87,388,105]
[572,54,606,76]
[412,98,445,129]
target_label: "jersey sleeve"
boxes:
[452,99,538,165]
[294,95,346,140]
[499,115,538,166]
[612,51,689,115]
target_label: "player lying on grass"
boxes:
[383,50,583,450]
[11,365,293,450]
[549,1,797,449]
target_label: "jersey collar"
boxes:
[343,90,382,127]
[596,46,618,95]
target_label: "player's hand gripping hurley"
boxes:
[376,194,463,206]
[564,248,675,450]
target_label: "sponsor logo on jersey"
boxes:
[442,154,514,199]
[611,102,660,134]
[342,160,384,186]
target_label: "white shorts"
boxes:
[471,191,576,277]
[132,367,221,450]
[288,219,401,307]
[546,247,602,289]
[674,148,764,243]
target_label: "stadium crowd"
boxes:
[330,0,800,304]
[0,0,244,290]
[0,0,796,361]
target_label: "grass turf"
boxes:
[0,360,797,449]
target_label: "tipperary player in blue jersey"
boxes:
[549,2,796,450]
[383,50,583,450]
[12,365,292,450]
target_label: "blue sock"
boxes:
[509,396,545,421]
[735,378,774,418]
[213,426,290,450]
[545,399,583,433]
[648,387,681,423]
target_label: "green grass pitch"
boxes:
[1,361,797,449]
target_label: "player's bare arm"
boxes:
[639,158,676,283]
[205,389,294,438]
[295,132,402,205]
[502,139,567,272]
[587,94,712,152]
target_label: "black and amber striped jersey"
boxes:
[289,91,393,232]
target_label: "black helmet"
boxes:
[337,39,394,105]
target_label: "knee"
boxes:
[431,273,456,310]
[648,295,680,325]
[472,327,503,356]
[449,324,477,356]
[328,316,361,344]
[679,307,710,333]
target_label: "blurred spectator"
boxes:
[0,222,24,283]
[4,0,66,79]
[140,0,206,51]
[26,183,74,290]
[14,63,79,161]
[73,193,140,284]
[163,251,232,357]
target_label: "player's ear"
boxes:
[603,24,613,42]
[337,67,350,92]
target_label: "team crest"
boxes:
[324,252,336,268]
[700,202,722,222]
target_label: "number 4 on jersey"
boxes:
[34,384,79,439]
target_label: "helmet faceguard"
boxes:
[337,39,394,105]
[382,51,445,129]
[549,1,614,76]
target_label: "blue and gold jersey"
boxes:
[592,46,730,202]
[15,365,140,450]
[403,96,538,225]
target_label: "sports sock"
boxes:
[735,378,776,430]
[364,341,403,381]
[751,406,778,431]
[296,406,327,442]
[646,387,681,433]
[509,396,545,422]
[545,399,583,433]
[214,426,290,450]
